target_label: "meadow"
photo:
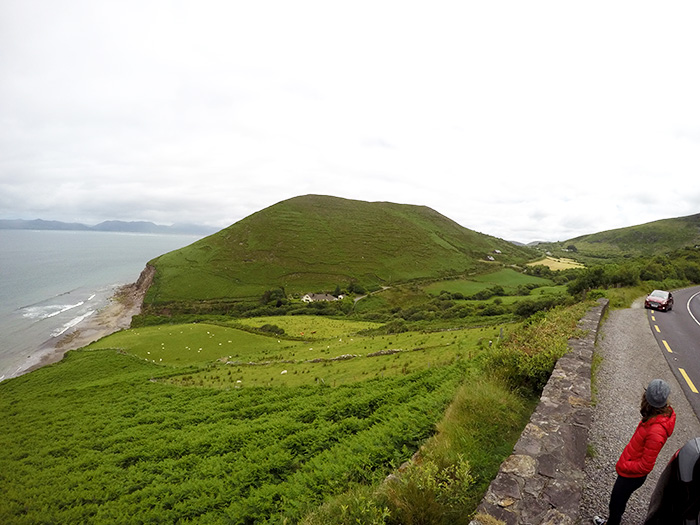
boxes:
[526,256,584,271]
[423,268,552,296]
[0,301,591,524]
[0,349,471,524]
[87,316,504,389]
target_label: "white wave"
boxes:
[88,294,96,301]
[45,302,85,318]
[22,302,85,320]
[51,310,95,337]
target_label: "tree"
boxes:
[260,288,287,306]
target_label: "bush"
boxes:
[481,304,506,316]
[586,290,607,300]
[301,486,390,525]
[485,303,590,393]
[259,324,285,335]
[385,320,409,334]
[302,457,475,525]
[383,456,474,525]
[513,296,562,318]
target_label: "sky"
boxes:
[2,1,700,244]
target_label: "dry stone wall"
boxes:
[470,298,609,525]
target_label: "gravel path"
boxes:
[580,302,700,524]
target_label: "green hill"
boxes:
[544,213,700,260]
[145,195,537,304]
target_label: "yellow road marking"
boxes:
[679,369,699,394]
[651,315,656,321]
[662,340,673,353]
[654,325,660,333]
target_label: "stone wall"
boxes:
[469,298,609,525]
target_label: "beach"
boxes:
[0,230,203,382]
[25,265,155,374]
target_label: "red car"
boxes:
[645,290,674,311]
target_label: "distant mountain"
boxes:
[145,194,539,303]
[543,213,700,259]
[0,219,91,231]
[508,240,548,247]
[0,219,217,236]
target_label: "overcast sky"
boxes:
[2,1,700,243]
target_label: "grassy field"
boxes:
[87,316,504,388]
[233,316,383,339]
[423,268,554,296]
[526,256,584,270]
[1,282,591,525]
[0,349,480,524]
[1,311,541,524]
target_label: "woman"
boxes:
[593,379,676,525]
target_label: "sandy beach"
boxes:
[24,265,154,374]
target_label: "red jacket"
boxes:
[616,407,676,478]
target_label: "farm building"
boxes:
[301,293,339,303]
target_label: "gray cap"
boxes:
[646,379,671,408]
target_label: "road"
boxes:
[647,284,700,420]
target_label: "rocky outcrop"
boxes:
[134,264,156,296]
[470,299,609,525]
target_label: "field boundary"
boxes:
[470,298,609,525]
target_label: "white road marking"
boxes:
[686,291,700,327]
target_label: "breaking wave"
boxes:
[51,311,96,337]
[22,302,85,320]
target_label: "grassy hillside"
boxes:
[0,316,538,524]
[544,213,700,261]
[0,302,590,524]
[0,348,469,524]
[145,195,537,304]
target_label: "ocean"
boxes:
[0,230,204,381]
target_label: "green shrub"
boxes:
[480,304,506,316]
[383,456,474,525]
[300,376,533,524]
[259,323,285,335]
[301,486,390,525]
[384,320,409,334]
[484,302,590,393]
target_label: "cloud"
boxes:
[2,1,700,243]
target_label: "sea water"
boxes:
[0,230,204,381]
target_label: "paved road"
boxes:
[647,285,700,419]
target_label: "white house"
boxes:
[301,293,338,303]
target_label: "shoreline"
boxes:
[23,265,154,375]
